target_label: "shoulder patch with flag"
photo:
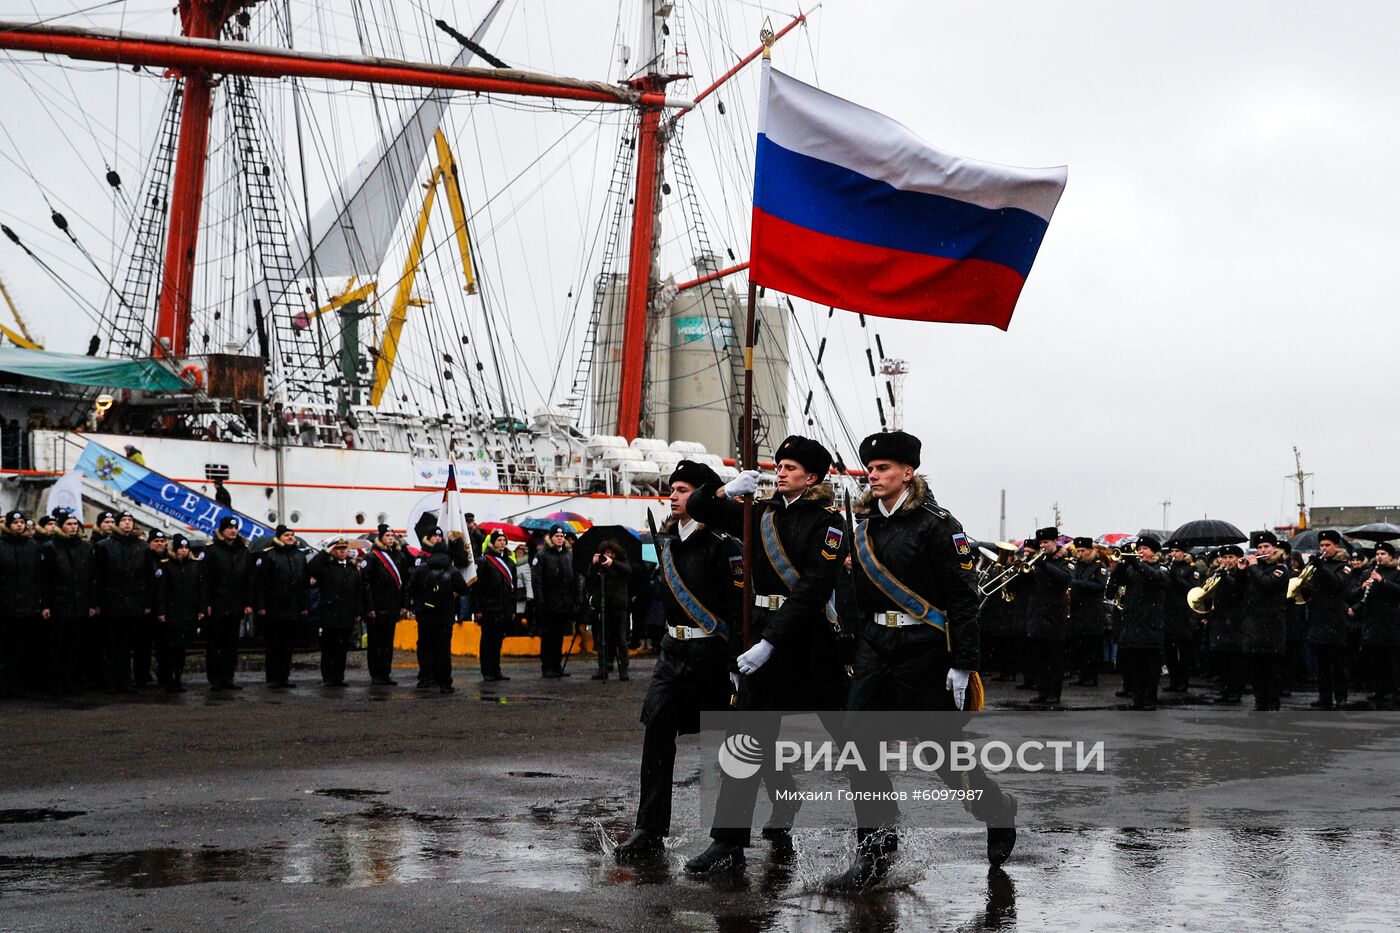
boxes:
[951,532,971,556]
[824,526,844,550]
[750,63,1066,330]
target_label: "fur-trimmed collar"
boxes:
[770,482,835,507]
[659,515,703,535]
[854,475,930,518]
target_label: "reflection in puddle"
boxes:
[0,809,86,825]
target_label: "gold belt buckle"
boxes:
[768,595,781,610]
[884,611,900,627]
[674,626,686,640]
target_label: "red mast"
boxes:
[154,1,249,359]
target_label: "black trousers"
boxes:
[264,618,295,684]
[1313,643,1349,706]
[366,616,396,681]
[416,615,435,685]
[636,697,685,835]
[1250,652,1282,710]
[1027,636,1065,700]
[320,627,351,684]
[594,610,628,675]
[1119,645,1161,707]
[156,625,188,687]
[1165,637,1193,690]
[416,617,454,686]
[1369,645,1400,707]
[1213,648,1244,698]
[205,614,242,686]
[130,614,155,684]
[102,615,135,689]
[0,616,35,696]
[709,712,803,846]
[479,619,506,678]
[539,610,570,673]
[1070,631,1101,683]
[47,616,81,691]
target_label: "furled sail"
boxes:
[292,0,503,280]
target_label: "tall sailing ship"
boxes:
[0,1,887,539]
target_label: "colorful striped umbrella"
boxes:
[546,511,592,532]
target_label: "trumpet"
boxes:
[1106,545,1140,562]
[1187,573,1224,614]
[978,547,1046,599]
[1286,563,1317,604]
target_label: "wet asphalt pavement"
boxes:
[3,653,1399,931]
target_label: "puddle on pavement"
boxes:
[475,694,559,704]
[0,809,86,825]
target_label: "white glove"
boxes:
[722,470,760,499]
[736,639,774,675]
[946,668,971,711]
[729,672,740,692]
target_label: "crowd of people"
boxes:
[0,504,642,699]
[978,527,1400,711]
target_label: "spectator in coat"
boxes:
[154,535,206,693]
[474,531,516,682]
[586,539,631,681]
[254,525,308,689]
[531,526,577,679]
[308,538,363,687]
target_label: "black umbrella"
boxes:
[572,525,645,578]
[1168,518,1247,547]
[1343,522,1400,543]
[1288,528,1345,552]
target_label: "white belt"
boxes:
[754,594,788,610]
[669,625,716,640]
[874,611,924,628]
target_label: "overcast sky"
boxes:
[1,1,1397,540]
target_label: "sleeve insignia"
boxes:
[951,532,971,556]
[728,554,744,578]
[1273,569,1284,577]
[255,558,263,567]
[154,568,163,578]
[960,559,975,571]
[824,526,844,550]
[821,550,837,560]
[1099,567,1108,577]
[1343,567,1352,575]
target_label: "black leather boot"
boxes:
[614,828,664,861]
[684,840,746,873]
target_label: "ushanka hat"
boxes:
[773,435,833,479]
[858,430,920,469]
[669,459,721,488]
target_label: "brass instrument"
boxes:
[1106,545,1140,562]
[1187,573,1224,614]
[977,545,1046,599]
[1287,563,1317,604]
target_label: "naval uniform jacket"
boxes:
[1240,553,1289,655]
[1361,565,1400,647]
[43,534,93,620]
[1112,557,1170,649]
[1306,555,1354,647]
[688,481,848,711]
[0,530,45,621]
[1164,559,1202,643]
[640,517,743,733]
[156,556,207,646]
[308,553,362,630]
[1207,569,1244,651]
[846,476,981,712]
[1024,554,1073,641]
[253,543,308,623]
[92,532,150,618]
[361,545,410,618]
[1067,556,1109,637]
[473,551,517,624]
[203,535,252,618]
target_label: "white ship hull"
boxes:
[24,430,669,536]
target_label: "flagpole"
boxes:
[740,279,757,652]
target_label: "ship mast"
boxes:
[1289,446,1313,530]
[155,1,252,359]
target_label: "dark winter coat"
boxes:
[473,550,517,623]
[156,556,207,627]
[203,535,253,618]
[92,532,151,617]
[1024,552,1073,641]
[1112,556,1169,649]
[408,551,468,625]
[846,476,980,712]
[44,534,93,619]
[688,480,848,711]
[253,542,308,622]
[1207,568,1244,651]
[530,545,577,614]
[1361,564,1400,647]
[0,529,45,620]
[1164,558,1202,642]
[1067,555,1109,636]
[361,545,410,618]
[1306,554,1355,647]
[1241,551,1290,655]
[308,552,362,630]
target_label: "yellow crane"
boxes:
[291,129,478,408]
[0,276,42,349]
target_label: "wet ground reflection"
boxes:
[4,792,1400,928]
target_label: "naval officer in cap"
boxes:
[835,430,1017,888]
[682,434,849,873]
[614,459,745,861]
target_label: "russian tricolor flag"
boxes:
[751,63,1066,330]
